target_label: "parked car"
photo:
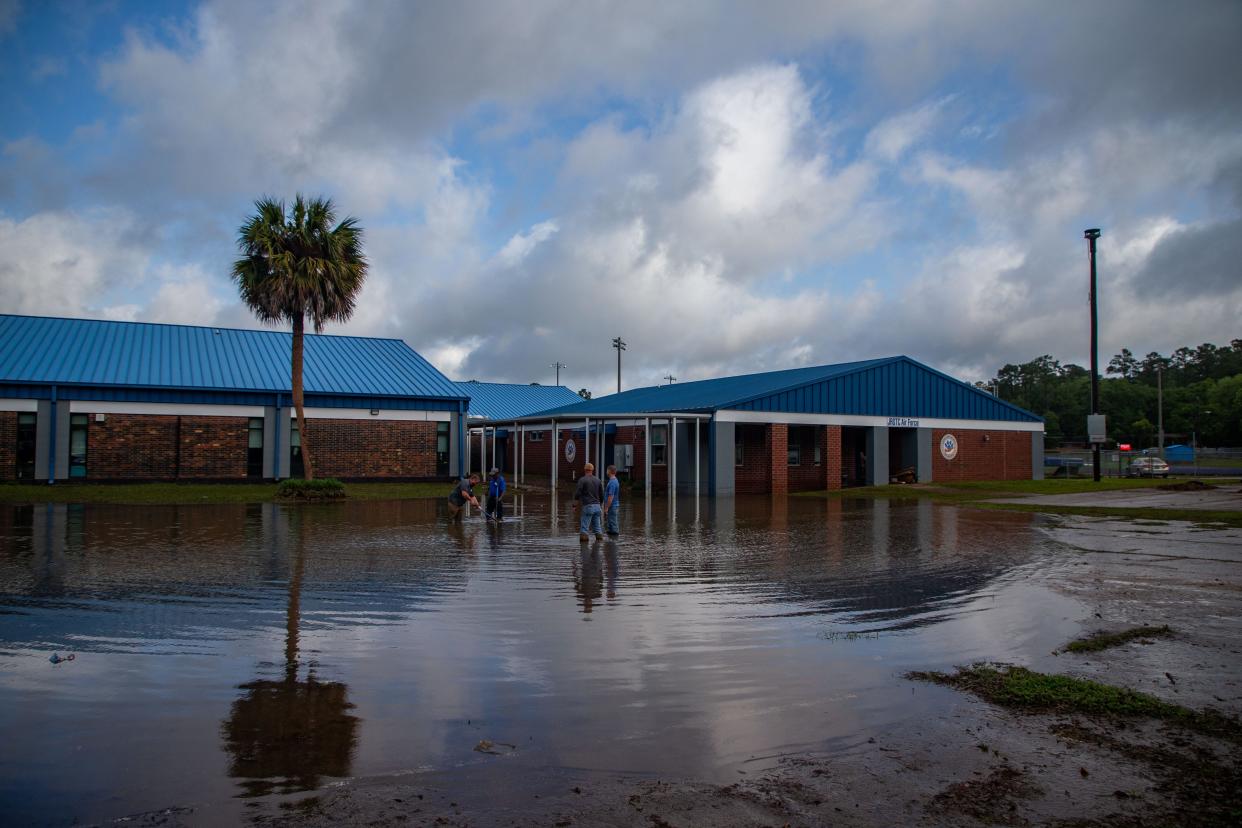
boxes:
[1127,457,1170,478]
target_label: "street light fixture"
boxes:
[612,337,627,394]
[549,361,567,385]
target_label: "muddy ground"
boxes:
[118,515,1242,828]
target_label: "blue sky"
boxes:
[2,0,1239,393]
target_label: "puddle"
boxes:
[0,495,1082,825]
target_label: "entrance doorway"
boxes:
[841,426,868,487]
[888,428,918,481]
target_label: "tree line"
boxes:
[987,340,1242,448]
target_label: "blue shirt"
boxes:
[605,476,620,506]
[488,475,506,498]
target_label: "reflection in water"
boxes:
[0,495,1079,827]
[221,511,357,797]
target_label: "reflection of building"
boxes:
[0,314,468,482]
[0,502,468,645]
[478,357,1045,495]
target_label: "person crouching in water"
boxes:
[573,462,604,542]
[486,467,506,520]
[448,473,481,522]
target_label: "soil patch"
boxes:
[1158,480,1217,491]
[1064,625,1173,653]
[927,765,1040,826]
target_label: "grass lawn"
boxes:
[0,480,454,505]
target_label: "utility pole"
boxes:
[550,361,567,386]
[612,337,626,393]
[1157,365,1164,458]
[664,374,677,385]
[1085,228,1102,482]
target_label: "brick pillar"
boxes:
[823,425,842,491]
[767,424,788,495]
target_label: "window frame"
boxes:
[651,424,667,466]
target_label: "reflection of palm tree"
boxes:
[221,511,358,797]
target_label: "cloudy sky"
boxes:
[2,0,1239,392]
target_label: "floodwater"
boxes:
[0,494,1084,826]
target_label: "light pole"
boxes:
[612,337,626,393]
[664,374,677,385]
[1157,365,1164,459]
[550,361,567,386]
[1085,228,1102,482]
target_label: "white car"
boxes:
[1127,457,1170,478]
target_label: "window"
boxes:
[69,414,88,478]
[436,421,450,476]
[651,424,667,465]
[16,413,36,479]
[787,442,801,466]
[528,431,544,442]
[814,444,821,466]
[288,419,305,479]
[734,434,744,467]
[247,417,264,478]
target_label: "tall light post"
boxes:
[663,374,677,385]
[612,337,626,394]
[1085,228,1102,482]
[550,361,567,386]
[1156,365,1164,458]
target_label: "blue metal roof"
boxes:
[457,381,582,420]
[0,314,466,401]
[528,356,1041,423]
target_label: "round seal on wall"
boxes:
[939,433,958,461]
[564,439,577,464]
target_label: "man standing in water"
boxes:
[603,464,620,537]
[573,462,604,542]
[447,473,481,523]
[486,467,506,520]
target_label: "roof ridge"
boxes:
[0,313,409,344]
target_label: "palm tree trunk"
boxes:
[292,313,316,480]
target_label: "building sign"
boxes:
[564,439,577,464]
[1119,443,1132,452]
[887,417,920,427]
[939,433,958,461]
[1087,414,1107,445]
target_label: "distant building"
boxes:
[457,380,582,475]
[482,356,1045,494]
[0,314,469,481]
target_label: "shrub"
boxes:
[276,478,347,500]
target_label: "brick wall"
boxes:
[767,424,788,495]
[932,428,1032,481]
[307,418,437,478]
[787,425,822,492]
[0,411,17,481]
[87,413,179,479]
[734,424,771,494]
[824,425,842,491]
[179,416,248,478]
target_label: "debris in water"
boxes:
[49,653,75,664]
[473,739,517,755]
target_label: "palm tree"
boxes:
[232,195,367,480]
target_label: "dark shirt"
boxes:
[449,479,474,506]
[574,474,604,506]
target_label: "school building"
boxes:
[0,314,474,482]
[477,357,1045,495]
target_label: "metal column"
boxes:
[644,416,652,497]
[552,420,559,491]
[695,419,700,499]
[585,418,590,469]
[670,417,678,495]
[491,427,497,473]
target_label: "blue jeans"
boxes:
[606,502,619,534]
[579,503,602,535]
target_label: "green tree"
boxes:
[232,196,368,480]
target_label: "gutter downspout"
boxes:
[47,385,57,484]
[457,401,465,479]
[273,394,282,480]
